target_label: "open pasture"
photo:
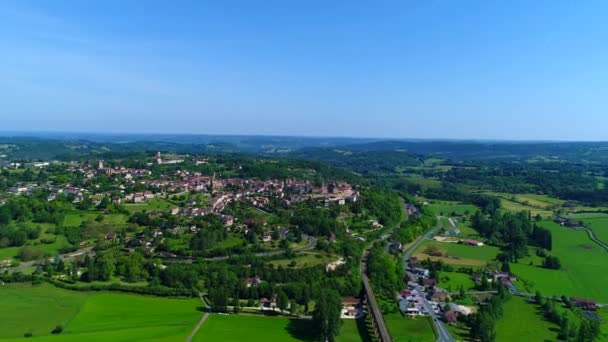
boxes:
[0,283,201,341]
[510,221,608,302]
[194,315,367,342]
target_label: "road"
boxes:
[402,217,454,342]
[579,226,608,251]
[11,246,94,272]
[160,235,317,263]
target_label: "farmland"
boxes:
[413,240,500,267]
[426,202,478,216]
[384,314,435,342]
[510,221,608,302]
[194,315,367,342]
[0,283,201,341]
[438,271,475,291]
[570,214,608,244]
[495,297,558,342]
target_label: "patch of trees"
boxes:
[312,288,343,342]
[81,250,151,283]
[542,255,561,270]
[534,291,600,341]
[472,211,553,261]
[366,244,403,299]
[463,284,511,342]
[355,188,404,227]
[393,209,434,244]
[289,206,342,237]
[0,191,69,226]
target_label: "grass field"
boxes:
[194,315,367,342]
[62,211,128,227]
[510,221,608,302]
[426,202,478,216]
[0,222,71,261]
[413,240,500,267]
[269,252,336,268]
[0,283,201,341]
[438,271,475,291]
[571,215,608,243]
[495,297,558,342]
[123,198,174,213]
[384,314,436,342]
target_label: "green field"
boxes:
[62,211,128,227]
[384,314,435,342]
[124,198,174,213]
[194,315,366,342]
[495,297,558,342]
[413,240,500,267]
[0,284,201,341]
[572,215,608,244]
[438,271,475,291]
[426,202,478,216]
[510,221,608,302]
[269,252,336,268]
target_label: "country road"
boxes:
[402,217,454,342]
[161,235,317,263]
[11,246,95,272]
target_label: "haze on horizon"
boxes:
[1,1,607,141]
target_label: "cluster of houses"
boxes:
[94,160,152,179]
[400,264,456,321]
[554,217,586,229]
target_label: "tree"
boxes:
[277,290,289,313]
[312,289,342,342]
[56,259,65,273]
[289,300,298,315]
[209,287,228,312]
[534,290,543,304]
[542,256,561,270]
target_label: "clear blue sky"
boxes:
[1,1,607,140]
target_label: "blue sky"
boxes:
[1,1,607,140]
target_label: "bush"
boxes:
[51,325,63,334]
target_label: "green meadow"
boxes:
[438,271,475,291]
[194,315,367,342]
[384,314,435,342]
[510,221,608,302]
[495,297,558,342]
[572,215,608,244]
[0,283,201,341]
[426,202,478,216]
[413,240,500,267]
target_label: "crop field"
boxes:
[510,221,608,302]
[413,240,500,267]
[495,297,558,342]
[498,198,553,217]
[0,283,201,341]
[384,314,435,342]
[194,315,366,342]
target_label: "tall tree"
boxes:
[312,289,342,342]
